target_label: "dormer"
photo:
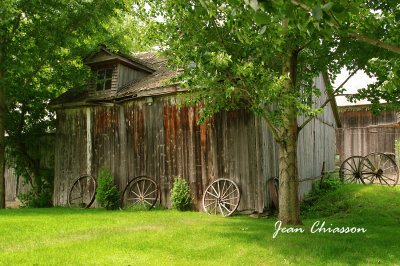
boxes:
[83,45,154,99]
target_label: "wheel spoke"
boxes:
[71,195,83,201]
[130,188,141,198]
[142,182,152,197]
[221,203,231,213]
[204,201,216,208]
[346,161,357,172]
[218,204,224,216]
[144,189,158,198]
[143,199,153,206]
[381,174,395,182]
[206,190,218,198]
[222,189,237,200]
[142,180,146,197]
[136,182,142,196]
[221,183,233,199]
[380,177,390,186]
[211,184,219,198]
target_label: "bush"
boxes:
[19,189,53,208]
[170,177,192,211]
[301,173,343,215]
[18,168,54,208]
[95,167,121,210]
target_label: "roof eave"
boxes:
[322,72,342,128]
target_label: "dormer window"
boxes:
[96,68,113,91]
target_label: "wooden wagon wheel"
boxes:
[202,178,240,217]
[121,176,160,210]
[68,174,97,208]
[360,152,399,187]
[339,156,365,184]
[269,177,279,210]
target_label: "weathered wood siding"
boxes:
[297,73,336,199]
[118,64,148,88]
[54,74,336,211]
[4,166,31,201]
[336,108,400,164]
[5,135,55,201]
[54,98,270,211]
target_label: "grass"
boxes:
[0,184,399,265]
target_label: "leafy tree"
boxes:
[140,0,400,224]
[0,0,143,208]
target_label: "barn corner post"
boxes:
[277,19,301,225]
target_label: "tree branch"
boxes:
[289,0,400,55]
[348,32,400,54]
[261,115,281,143]
[298,69,357,132]
[212,19,229,53]
[296,39,313,52]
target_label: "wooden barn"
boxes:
[50,46,340,213]
[336,105,400,163]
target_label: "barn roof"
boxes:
[51,47,182,108]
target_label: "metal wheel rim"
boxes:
[360,152,399,187]
[202,178,240,217]
[68,174,97,208]
[122,176,160,210]
[339,156,365,184]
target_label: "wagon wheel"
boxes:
[269,177,279,210]
[339,156,365,184]
[122,176,160,210]
[202,178,240,217]
[360,152,399,187]
[68,175,97,208]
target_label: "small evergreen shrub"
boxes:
[170,177,192,210]
[95,167,121,210]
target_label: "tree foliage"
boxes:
[0,0,144,207]
[139,0,400,224]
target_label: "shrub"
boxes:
[19,189,53,208]
[18,168,54,208]
[301,173,343,215]
[170,177,192,211]
[95,167,120,210]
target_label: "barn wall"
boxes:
[53,109,89,206]
[4,166,31,201]
[54,97,271,212]
[54,76,337,211]
[5,135,55,202]
[336,109,400,164]
[297,73,336,199]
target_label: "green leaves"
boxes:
[312,6,323,20]
[255,11,269,25]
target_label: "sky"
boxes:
[332,69,377,106]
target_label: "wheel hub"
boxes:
[376,169,383,177]
[139,195,144,201]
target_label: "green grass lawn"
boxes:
[0,184,399,265]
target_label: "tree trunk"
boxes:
[0,84,5,209]
[277,25,301,224]
[277,115,301,225]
